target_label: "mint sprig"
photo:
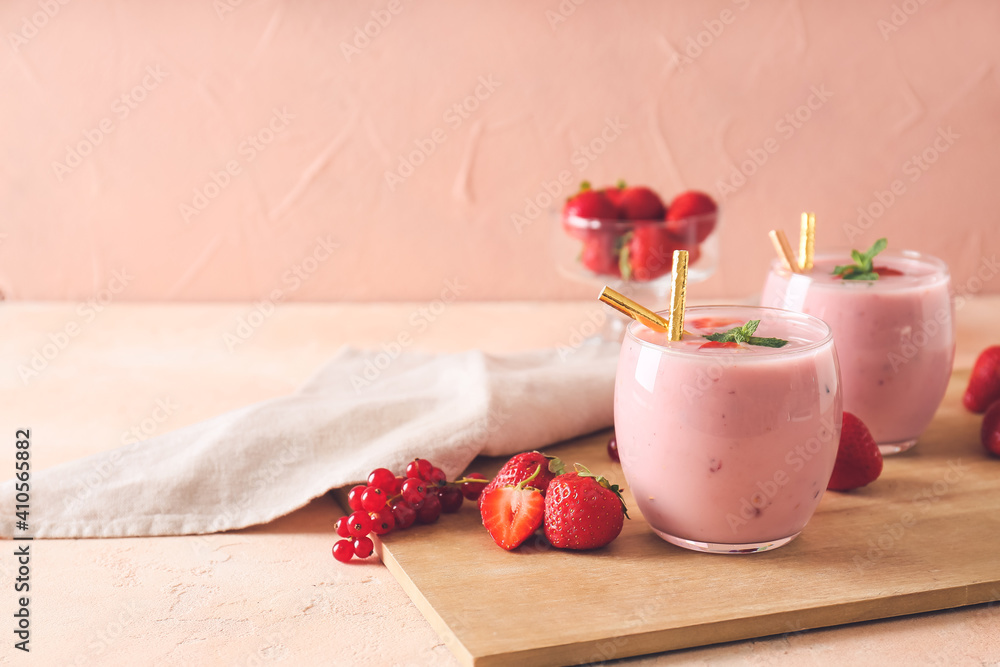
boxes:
[703,319,788,348]
[833,238,887,281]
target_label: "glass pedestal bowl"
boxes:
[553,208,720,340]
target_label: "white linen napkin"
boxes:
[1,344,618,538]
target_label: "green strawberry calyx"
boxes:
[543,453,566,476]
[574,463,630,519]
[618,232,634,280]
[833,237,887,281]
[512,465,543,492]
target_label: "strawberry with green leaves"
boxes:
[620,225,678,281]
[562,181,620,241]
[544,464,628,550]
[478,451,564,510]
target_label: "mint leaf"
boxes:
[867,237,887,260]
[747,336,788,348]
[703,320,787,348]
[835,238,888,281]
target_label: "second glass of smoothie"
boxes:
[614,306,842,554]
[761,249,954,454]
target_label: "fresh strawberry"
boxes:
[618,185,666,221]
[621,225,677,282]
[563,183,620,243]
[872,266,904,277]
[480,466,546,550]
[688,317,744,330]
[827,412,883,491]
[664,190,718,243]
[963,346,1000,414]
[580,231,622,277]
[699,341,739,350]
[600,180,628,210]
[564,181,619,220]
[982,400,1000,456]
[544,464,628,550]
[478,451,564,510]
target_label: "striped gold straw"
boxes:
[799,212,816,271]
[598,286,669,333]
[667,250,688,341]
[769,229,803,274]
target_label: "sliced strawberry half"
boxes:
[480,466,545,550]
[688,317,744,330]
[699,341,739,350]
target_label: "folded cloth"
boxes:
[2,343,618,538]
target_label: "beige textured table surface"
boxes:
[1,299,999,666]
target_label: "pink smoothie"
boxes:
[614,307,842,551]
[761,251,954,452]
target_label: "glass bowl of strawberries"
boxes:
[554,181,720,335]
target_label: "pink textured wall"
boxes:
[1,0,998,302]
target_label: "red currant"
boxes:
[334,516,351,538]
[370,507,395,535]
[389,476,406,496]
[332,539,355,563]
[352,535,374,558]
[347,510,372,537]
[347,484,367,511]
[415,494,442,524]
[607,435,620,462]
[459,472,488,500]
[401,478,428,504]
[406,458,434,481]
[429,466,447,485]
[437,486,463,513]
[367,468,396,492]
[360,486,388,512]
[390,500,417,530]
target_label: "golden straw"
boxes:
[667,250,688,342]
[598,286,670,333]
[769,229,803,274]
[798,212,816,271]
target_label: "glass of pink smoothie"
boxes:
[761,250,954,455]
[614,306,843,554]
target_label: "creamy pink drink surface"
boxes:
[761,251,954,450]
[614,307,842,548]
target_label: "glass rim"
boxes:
[767,248,951,288]
[560,212,718,230]
[624,304,835,357]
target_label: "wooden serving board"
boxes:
[336,371,1000,667]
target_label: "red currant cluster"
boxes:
[332,457,488,562]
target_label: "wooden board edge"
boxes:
[464,582,1000,667]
